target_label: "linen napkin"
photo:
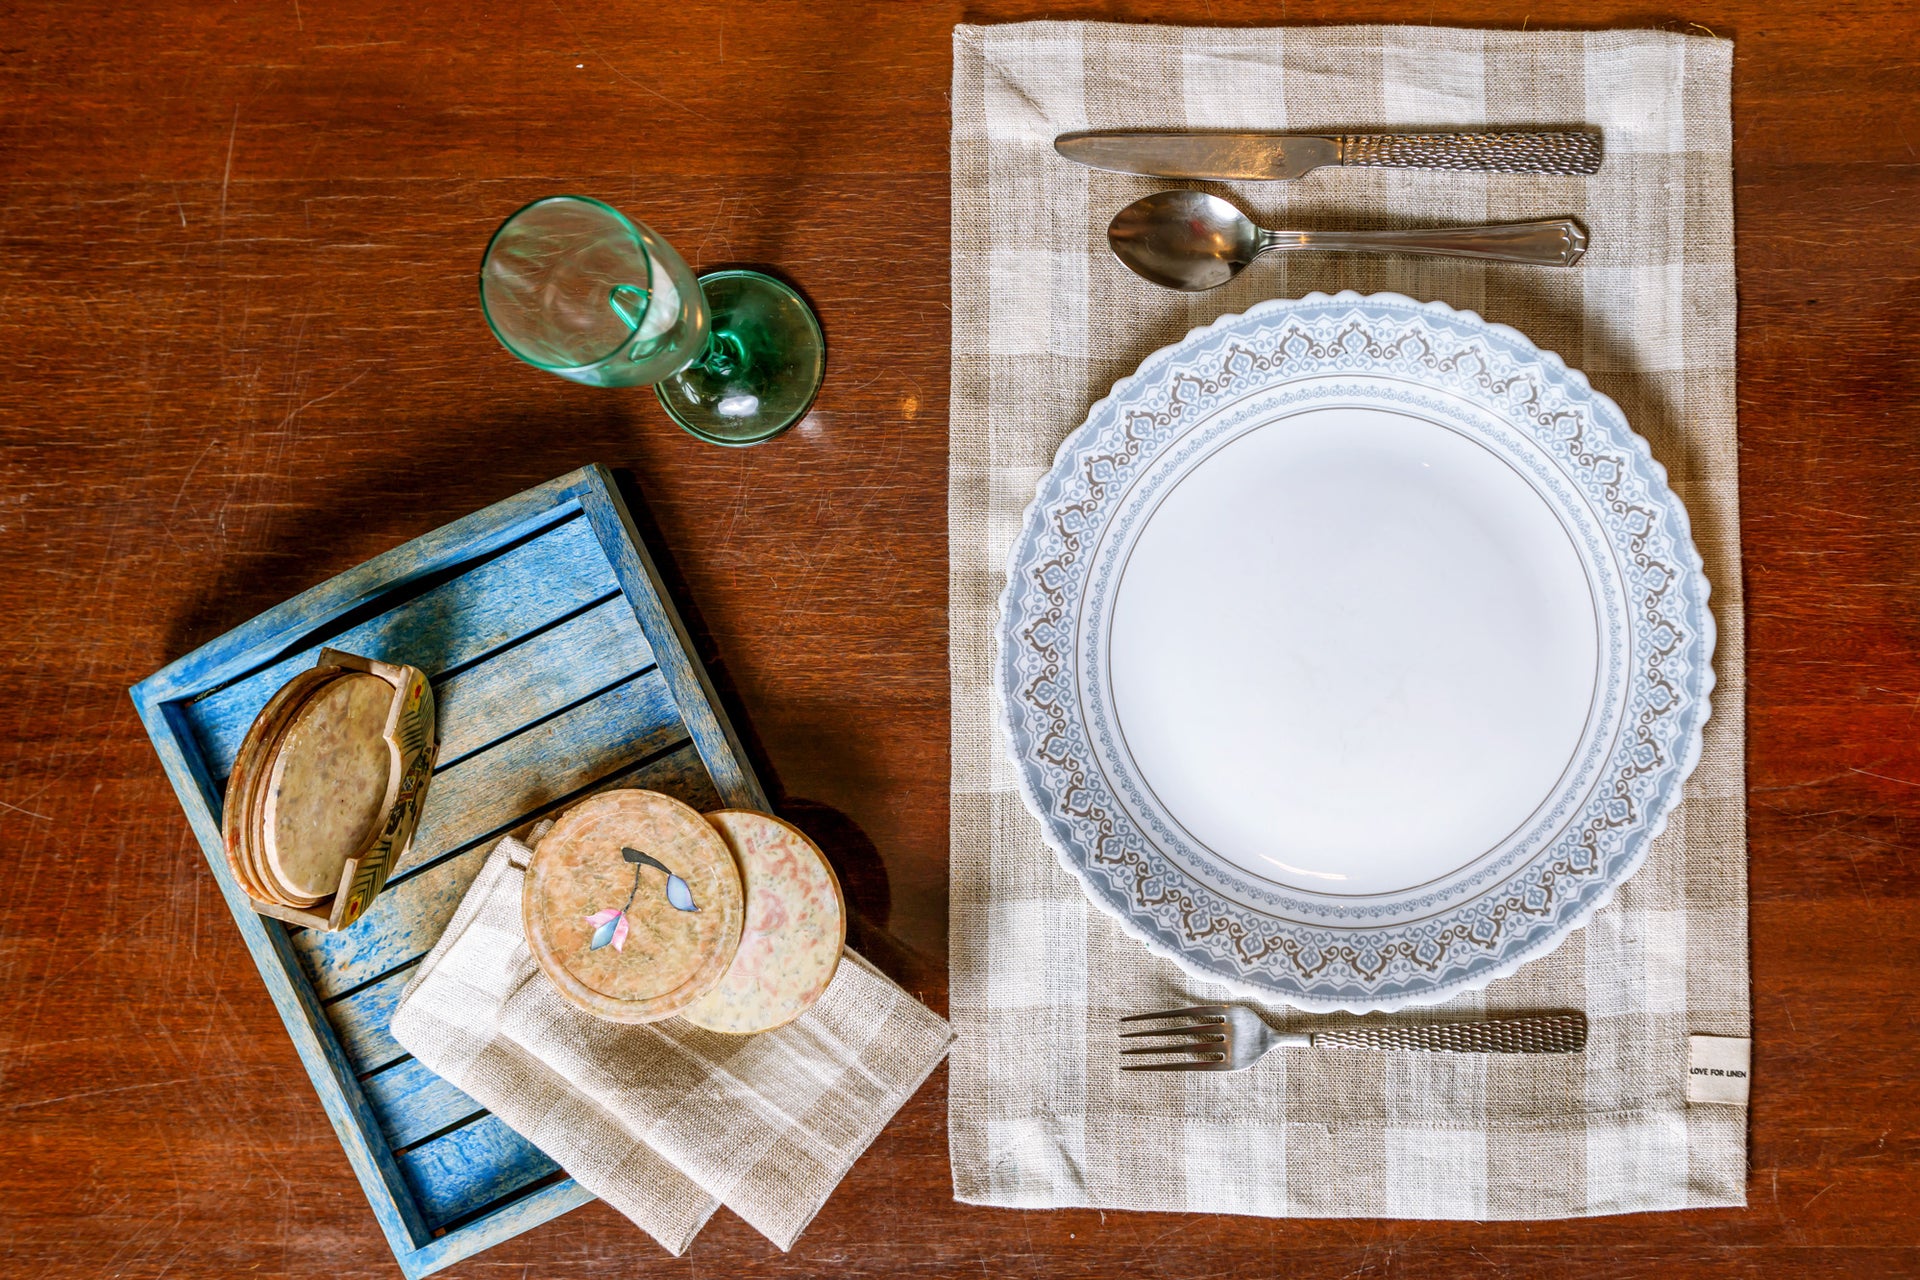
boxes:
[391,827,953,1254]
[949,23,1746,1218]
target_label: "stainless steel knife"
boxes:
[1054,129,1603,181]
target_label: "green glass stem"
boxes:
[696,329,747,381]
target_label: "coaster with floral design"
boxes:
[523,789,744,1023]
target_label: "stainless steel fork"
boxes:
[1120,1005,1588,1072]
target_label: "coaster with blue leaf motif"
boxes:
[522,789,744,1023]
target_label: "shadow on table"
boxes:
[161,399,645,664]
[609,471,929,994]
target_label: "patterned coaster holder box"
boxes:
[131,465,769,1278]
[224,650,437,932]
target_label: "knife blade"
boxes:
[1054,130,1603,181]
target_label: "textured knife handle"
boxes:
[1339,131,1602,175]
[1312,1013,1588,1054]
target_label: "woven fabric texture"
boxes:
[393,829,954,1253]
[948,21,1745,1219]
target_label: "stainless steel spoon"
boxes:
[1108,190,1588,291]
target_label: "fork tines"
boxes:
[1118,1004,1233,1071]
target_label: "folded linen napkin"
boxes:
[950,22,1746,1219]
[391,826,953,1254]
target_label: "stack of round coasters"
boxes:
[263,673,395,901]
[222,651,436,929]
[523,795,848,1034]
[523,790,745,1023]
[682,811,845,1035]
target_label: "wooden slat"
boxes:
[433,594,655,765]
[298,845,489,1001]
[362,1057,486,1151]
[294,740,718,999]
[396,1114,558,1230]
[606,743,723,825]
[395,668,684,881]
[324,965,417,1075]
[188,514,618,781]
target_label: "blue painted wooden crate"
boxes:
[130,465,768,1277]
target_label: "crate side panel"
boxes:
[401,1179,598,1280]
[575,469,768,811]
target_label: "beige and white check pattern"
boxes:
[391,829,954,1254]
[948,22,1747,1219]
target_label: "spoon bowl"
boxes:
[1108,190,1260,291]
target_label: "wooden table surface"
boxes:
[2,1,1915,1276]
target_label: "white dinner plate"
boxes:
[998,293,1714,1012]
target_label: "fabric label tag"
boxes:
[1687,1035,1751,1105]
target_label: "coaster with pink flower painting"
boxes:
[522,788,744,1023]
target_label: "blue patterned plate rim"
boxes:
[1080,377,1630,924]
[995,291,1715,1013]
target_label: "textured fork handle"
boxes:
[1339,131,1602,175]
[1311,1013,1587,1054]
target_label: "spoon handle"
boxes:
[1259,218,1588,267]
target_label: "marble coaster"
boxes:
[681,811,846,1035]
[218,651,435,930]
[262,672,395,901]
[524,790,744,1023]
[225,668,344,907]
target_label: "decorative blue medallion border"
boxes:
[997,293,1715,1012]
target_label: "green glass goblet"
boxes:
[479,195,825,446]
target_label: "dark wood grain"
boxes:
[0,0,1915,1275]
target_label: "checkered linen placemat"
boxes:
[948,21,1747,1218]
